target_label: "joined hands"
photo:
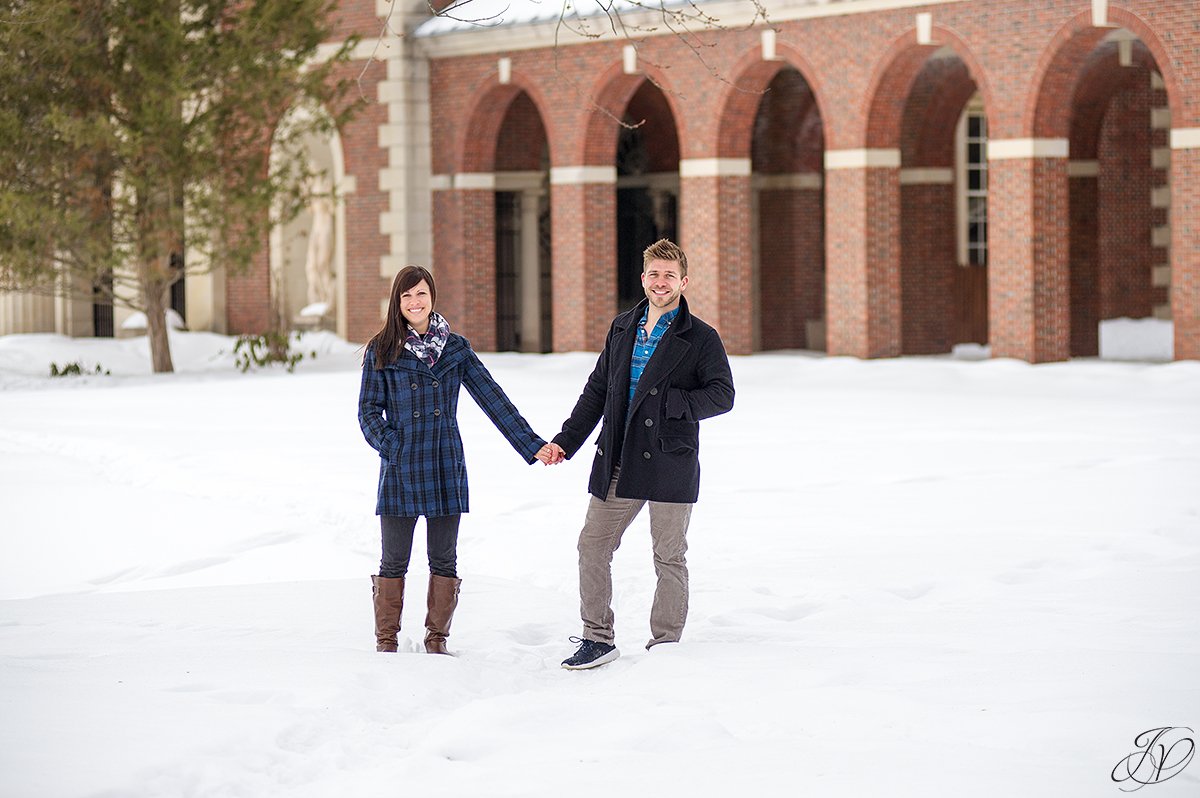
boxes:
[535,442,566,466]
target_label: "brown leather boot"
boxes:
[371,575,404,653]
[424,574,461,655]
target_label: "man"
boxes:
[538,239,735,670]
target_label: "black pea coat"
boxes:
[552,296,734,504]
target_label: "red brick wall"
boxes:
[901,184,954,354]
[414,0,1199,359]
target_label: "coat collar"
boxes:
[621,296,694,415]
[383,334,468,375]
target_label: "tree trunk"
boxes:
[143,279,175,373]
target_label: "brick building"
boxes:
[3,0,1197,363]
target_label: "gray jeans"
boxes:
[577,472,694,649]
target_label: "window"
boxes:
[956,96,988,267]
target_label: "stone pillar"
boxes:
[824,149,902,358]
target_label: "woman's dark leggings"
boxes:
[380,514,461,578]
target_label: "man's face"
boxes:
[641,258,688,311]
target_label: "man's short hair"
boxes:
[642,238,688,277]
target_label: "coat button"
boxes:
[413,411,421,418]
[643,451,651,459]
[433,408,441,416]
[597,447,604,456]
[649,388,658,395]
[411,382,418,390]
[644,418,653,427]
[432,380,439,388]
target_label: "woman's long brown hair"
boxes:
[366,265,437,369]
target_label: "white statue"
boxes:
[303,173,335,313]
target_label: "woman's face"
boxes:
[399,279,433,330]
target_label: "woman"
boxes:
[359,265,554,654]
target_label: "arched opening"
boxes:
[267,103,347,337]
[1066,31,1169,357]
[750,66,825,351]
[493,91,552,352]
[616,82,680,313]
[896,49,988,354]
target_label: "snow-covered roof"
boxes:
[412,0,718,38]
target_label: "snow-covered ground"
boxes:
[1,328,1197,798]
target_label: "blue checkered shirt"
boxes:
[629,306,679,406]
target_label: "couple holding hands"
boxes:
[358,239,734,670]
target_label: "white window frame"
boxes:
[955,94,988,267]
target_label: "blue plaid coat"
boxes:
[359,334,545,517]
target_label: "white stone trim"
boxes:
[987,138,1069,160]
[1067,160,1100,178]
[1170,128,1200,149]
[617,171,681,191]
[1152,265,1171,288]
[899,167,953,185]
[1151,72,1165,90]
[1152,147,1171,168]
[1152,186,1171,208]
[679,158,753,178]
[1091,0,1108,27]
[455,172,497,190]
[430,174,453,191]
[1118,39,1133,67]
[753,172,824,190]
[494,170,547,191]
[1151,108,1172,130]
[824,148,901,169]
[498,56,511,84]
[550,165,618,185]
[916,13,932,45]
[1152,225,1171,248]
[417,0,973,59]
[1153,303,1172,320]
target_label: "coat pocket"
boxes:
[659,436,696,454]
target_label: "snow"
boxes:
[1,330,1198,797]
[413,0,705,37]
[1100,316,1174,361]
[120,308,188,332]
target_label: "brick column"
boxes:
[988,138,1071,363]
[679,158,753,355]
[549,166,617,351]
[431,175,496,349]
[1172,128,1200,360]
[824,149,902,358]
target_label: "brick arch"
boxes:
[865,26,994,148]
[1069,41,1158,159]
[901,58,979,167]
[495,92,549,172]
[580,62,683,167]
[1028,8,1180,138]
[716,43,828,160]
[457,74,554,173]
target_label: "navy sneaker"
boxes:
[561,637,620,670]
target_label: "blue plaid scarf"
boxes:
[404,311,450,367]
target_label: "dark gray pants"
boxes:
[380,514,461,578]
[577,474,693,649]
